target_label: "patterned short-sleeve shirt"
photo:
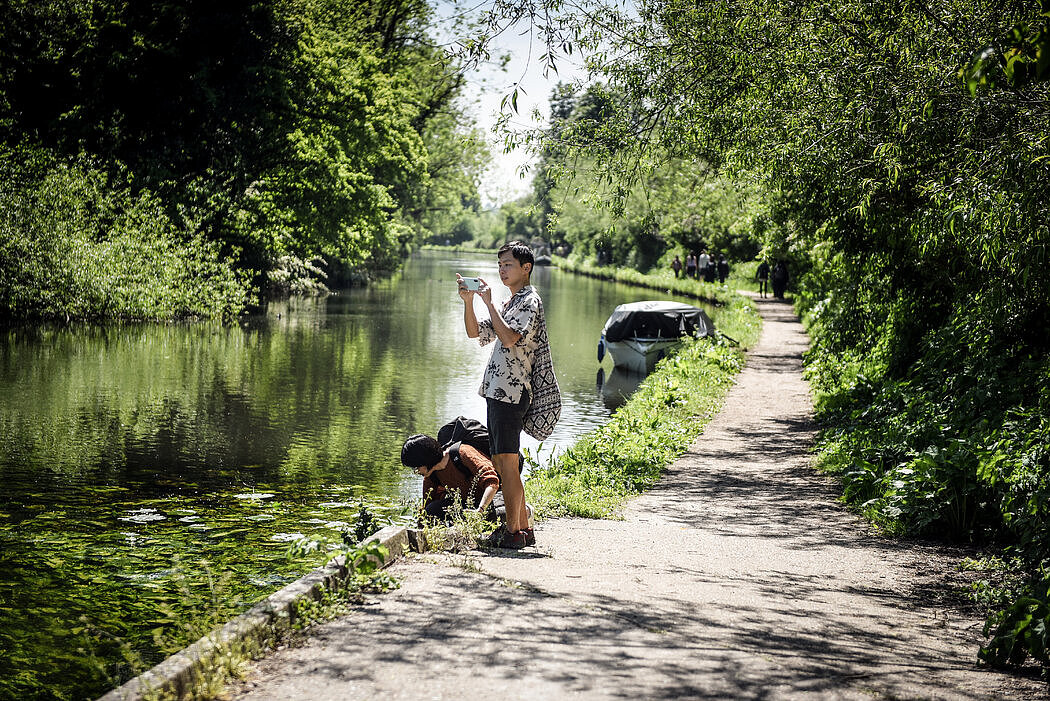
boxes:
[477,285,543,404]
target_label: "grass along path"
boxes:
[527,331,759,520]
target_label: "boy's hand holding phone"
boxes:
[457,274,491,306]
[456,273,479,300]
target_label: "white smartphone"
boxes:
[462,277,480,291]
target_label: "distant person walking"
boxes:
[685,253,697,280]
[772,260,789,299]
[756,260,771,298]
[717,254,729,284]
[697,250,710,280]
[703,254,717,283]
[671,255,683,279]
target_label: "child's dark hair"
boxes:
[401,434,442,469]
[498,240,534,271]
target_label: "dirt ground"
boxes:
[229,296,1046,700]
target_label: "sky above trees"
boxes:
[434,0,590,206]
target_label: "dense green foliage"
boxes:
[1,148,250,320]
[457,83,766,270]
[469,0,1050,671]
[532,84,764,268]
[528,289,760,518]
[0,0,487,320]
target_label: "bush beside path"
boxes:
[230,296,1042,700]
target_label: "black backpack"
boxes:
[437,416,491,458]
[436,416,524,478]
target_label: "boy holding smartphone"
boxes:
[456,241,548,548]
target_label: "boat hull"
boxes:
[604,338,680,374]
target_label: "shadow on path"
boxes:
[263,562,1008,700]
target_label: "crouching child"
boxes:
[401,434,500,522]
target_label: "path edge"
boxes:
[96,525,423,701]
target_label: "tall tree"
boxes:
[0,0,488,309]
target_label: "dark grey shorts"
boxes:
[486,389,530,455]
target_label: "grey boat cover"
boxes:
[601,301,715,342]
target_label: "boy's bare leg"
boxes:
[493,452,526,532]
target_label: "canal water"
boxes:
[0,250,712,699]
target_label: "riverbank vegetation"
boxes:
[0,0,487,321]
[463,0,1050,675]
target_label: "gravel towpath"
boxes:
[231,296,1042,700]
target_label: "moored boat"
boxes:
[598,301,715,374]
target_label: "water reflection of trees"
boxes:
[0,315,420,497]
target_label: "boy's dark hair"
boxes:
[498,240,534,272]
[401,434,442,469]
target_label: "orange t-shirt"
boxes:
[422,444,500,508]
